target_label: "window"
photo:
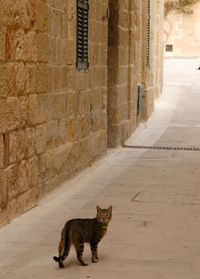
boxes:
[76,0,89,71]
[166,44,173,52]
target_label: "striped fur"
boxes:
[53,206,112,267]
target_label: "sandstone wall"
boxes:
[0,0,108,226]
[107,0,142,147]
[108,0,164,145]
[0,0,164,226]
[142,0,164,120]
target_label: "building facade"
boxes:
[0,0,164,226]
[164,0,200,57]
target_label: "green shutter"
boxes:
[76,0,89,71]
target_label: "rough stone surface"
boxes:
[0,0,164,225]
[107,0,164,147]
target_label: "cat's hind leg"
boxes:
[74,242,88,266]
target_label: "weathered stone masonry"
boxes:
[0,0,164,226]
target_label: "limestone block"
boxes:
[9,131,17,164]
[10,130,27,162]
[7,63,16,97]
[53,145,68,175]
[49,93,66,120]
[28,94,39,126]
[93,129,107,156]
[35,0,48,32]
[0,135,3,168]
[26,127,35,158]
[58,118,67,144]
[38,32,49,62]
[78,138,91,164]
[38,150,54,181]
[52,10,62,36]
[19,96,29,128]
[37,153,47,182]
[38,94,49,123]
[46,120,59,148]
[35,123,47,154]
[0,23,6,61]
[17,159,30,194]
[0,65,9,97]
[15,63,26,95]
[0,99,6,133]
[6,198,17,220]
[62,14,68,38]
[102,88,107,110]
[66,39,76,65]
[49,37,56,64]
[101,66,108,87]
[0,169,8,209]
[28,156,38,188]
[16,188,38,213]
[67,91,76,116]
[14,29,27,61]
[36,64,48,93]
[56,38,62,64]
[53,66,61,92]
[47,65,54,93]
[67,117,77,142]
[5,164,18,201]
[5,97,21,131]
[61,66,67,92]
[12,0,36,30]
[26,31,38,62]
[77,116,90,140]
[0,63,15,98]
[26,64,36,94]
[67,67,75,90]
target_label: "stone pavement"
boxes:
[1,59,200,279]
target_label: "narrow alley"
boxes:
[1,58,200,279]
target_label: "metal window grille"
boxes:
[146,0,151,68]
[76,0,89,71]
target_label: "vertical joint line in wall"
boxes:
[128,0,131,120]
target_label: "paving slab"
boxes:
[1,58,200,278]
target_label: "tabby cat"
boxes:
[53,205,112,268]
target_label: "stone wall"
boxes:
[0,0,164,226]
[108,0,164,145]
[141,0,164,120]
[108,0,142,147]
[0,0,108,226]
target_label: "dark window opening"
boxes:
[166,44,173,52]
[76,0,89,71]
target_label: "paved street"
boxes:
[1,59,200,278]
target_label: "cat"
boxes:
[53,205,112,268]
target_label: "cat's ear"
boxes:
[96,205,101,211]
[108,205,112,212]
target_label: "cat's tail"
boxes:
[53,256,64,268]
[53,256,59,262]
[53,222,71,268]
